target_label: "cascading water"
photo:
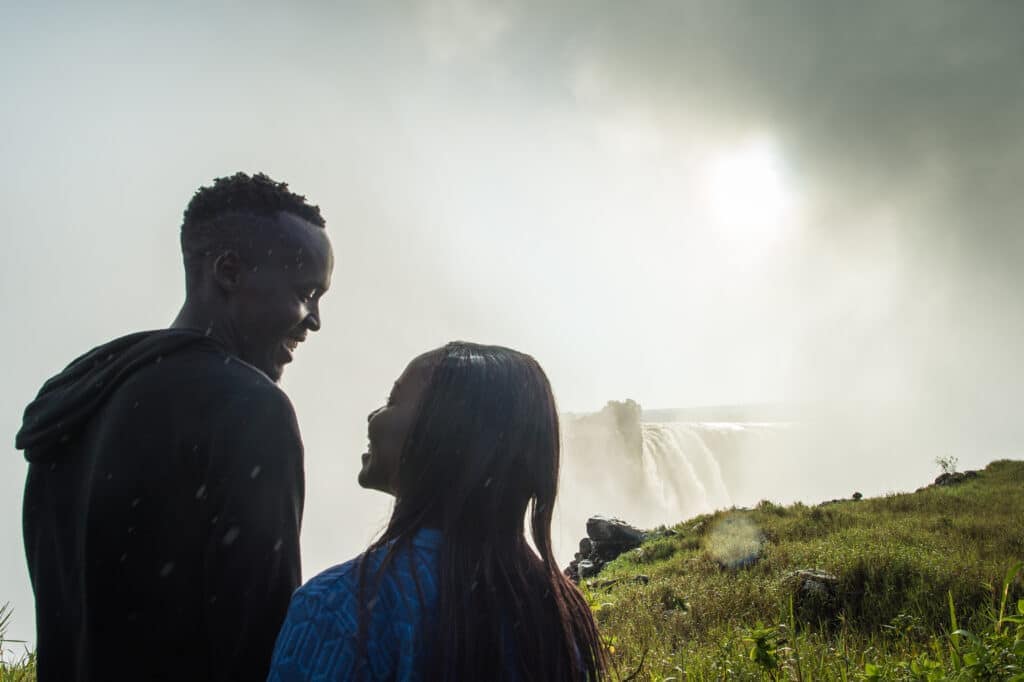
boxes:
[640,422,733,518]
[555,402,794,563]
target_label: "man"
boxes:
[16,172,334,681]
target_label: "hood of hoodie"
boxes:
[15,329,218,461]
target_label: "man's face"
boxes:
[230,212,334,381]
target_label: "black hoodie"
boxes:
[16,330,304,682]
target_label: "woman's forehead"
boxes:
[395,348,442,394]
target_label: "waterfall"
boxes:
[641,422,733,517]
[556,406,794,563]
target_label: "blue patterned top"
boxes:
[267,529,442,682]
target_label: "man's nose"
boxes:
[367,407,384,423]
[305,302,321,332]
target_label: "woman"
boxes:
[268,342,606,681]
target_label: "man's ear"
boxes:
[212,251,242,292]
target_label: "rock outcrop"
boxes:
[565,515,646,583]
[784,569,841,624]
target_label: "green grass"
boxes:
[587,459,1024,680]
[0,603,35,682]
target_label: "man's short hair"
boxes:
[181,172,326,281]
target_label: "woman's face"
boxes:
[358,350,437,495]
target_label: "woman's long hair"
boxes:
[359,342,606,680]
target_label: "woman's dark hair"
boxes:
[360,341,606,680]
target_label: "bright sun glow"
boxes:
[705,137,795,233]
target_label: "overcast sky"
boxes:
[3,0,1023,647]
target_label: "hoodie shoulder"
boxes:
[16,330,226,457]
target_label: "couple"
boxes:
[16,173,605,681]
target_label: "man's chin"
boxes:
[256,361,285,383]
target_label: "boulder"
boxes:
[933,470,979,487]
[565,515,647,583]
[586,515,646,545]
[784,569,841,624]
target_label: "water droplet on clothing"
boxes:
[131,498,141,508]
[195,485,207,500]
[119,553,128,562]
[127,526,136,535]
[222,526,240,545]
[160,562,175,578]
[250,465,262,479]
[273,538,283,552]
[483,478,492,488]
[155,356,162,364]
[133,401,139,409]
[267,248,273,256]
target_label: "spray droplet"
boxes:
[483,478,492,488]
[273,538,283,552]
[222,526,241,546]
[250,465,262,479]
[159,562,175,578]
[195,485,207,500]
[131,498,141,508]
[119,553,128,563]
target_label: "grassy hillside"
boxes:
[588,459,1024,680]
